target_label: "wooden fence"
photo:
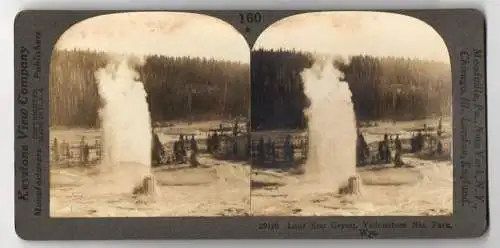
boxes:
[250,135,309,166]
[49,133,311,167]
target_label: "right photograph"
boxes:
[250,11,453,216]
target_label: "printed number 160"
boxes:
[240,12,262,24]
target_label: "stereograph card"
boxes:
[14,9,488,239]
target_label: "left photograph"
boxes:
[49,12,251,217]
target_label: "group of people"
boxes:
[173,134,199,166]
[151,120,250,166]
[151,132,199,167]
[377,134,403,166]
[356,125,446,167]
[410,130,445,155]
[356,131,404,167]
[410,120,445,154]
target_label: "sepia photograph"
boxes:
[49,12,251,217]
[250,11,453,216]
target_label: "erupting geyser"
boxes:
[301,55,358,193]
[95,55,155,195]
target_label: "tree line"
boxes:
[50,49,452,130]
[251,48,452,131]
[49,49,250,128]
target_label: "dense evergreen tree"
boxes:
[50,49,451,130]
[251,49,452,131]
[251,49,312,130]
[49,50,250,128]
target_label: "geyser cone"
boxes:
[301,55,358,192]
[95,55,155,195]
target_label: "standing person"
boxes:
[179,135,187,162]
[151,130,164,165]
[394,135,402,153]
[173,140,180,163]
[284,135,294,163]
[437,117,443,137]
[416,131,424,152]
[383,134,391,163]
[213,132,219,152]
[190,135,198,153]
[83,142,90,165]
[266,137,274,162]
[356,131,369,166]
[410,133,416,153]
[179,134,184,146]
[437,139,444,155]
[189,135,199,167]
[52,138,59,162]
[232,139,238,157]
[271,140,276,163]
[394,135,403,167]
[64,141,71,160]
[378,141,385,162]
[79,136,87,164]
[257,137,265,164]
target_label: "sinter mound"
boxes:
[338,174,362,195]
[133,175,157,196]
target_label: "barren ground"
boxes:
[50,121,251,217]
[50,119,452,217]
[251,118,453,216]
[251,156,452,216]
[50,157,251,217]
